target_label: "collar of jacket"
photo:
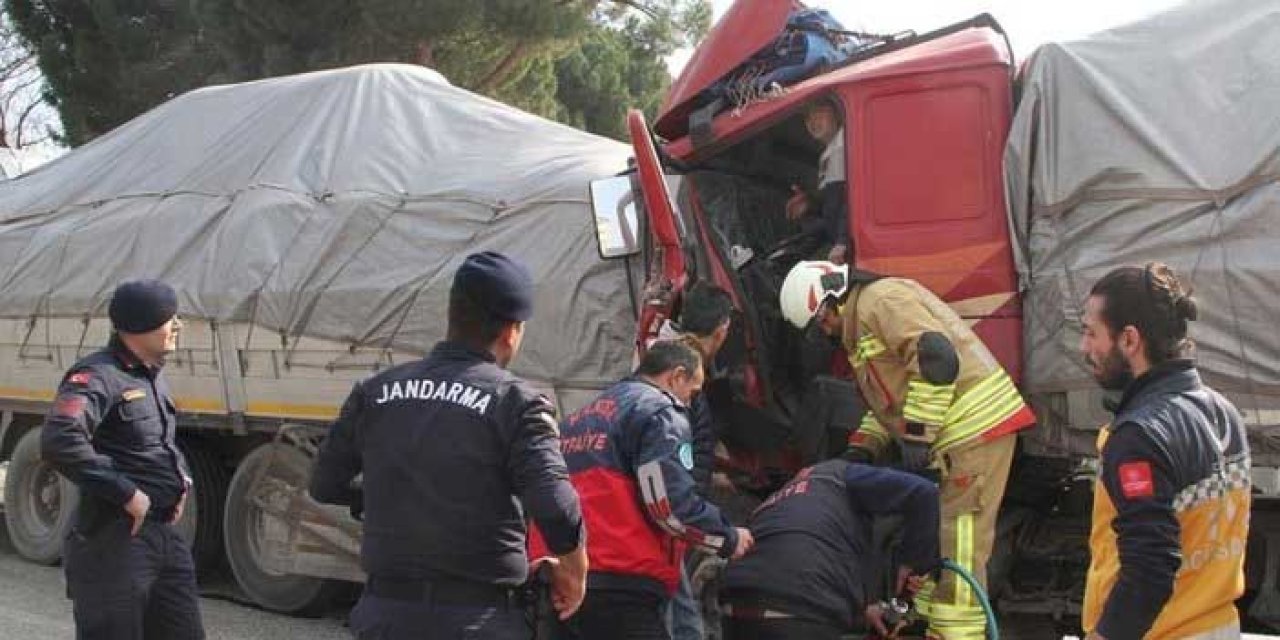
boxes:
[1110,358,1199,416]
[626,375,686,409]
[108,334,160,376]
[429,340,498,364]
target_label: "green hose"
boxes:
[939,558,999,640]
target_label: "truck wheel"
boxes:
[174,442,229,576]
[3,428,78,564]
[224,442,339,616]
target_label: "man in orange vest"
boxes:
[1079,263,1249,639]
[779,261,1035,640]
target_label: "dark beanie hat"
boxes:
[451,252,535,322]
[109,280,179,334]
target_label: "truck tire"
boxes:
[3,428,78,565]
[174,442,229,576]
[224,442,339,616]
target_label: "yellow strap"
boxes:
[857,413,892,448]
[855,334,887,363]
[904,379,955,426]
[934,370,1027,451]
[954,513,975,609]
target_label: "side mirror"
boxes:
[590,176,642,259]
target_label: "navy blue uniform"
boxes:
[41,338,202,640]
[722,460,939,638]
[310,341,584,639]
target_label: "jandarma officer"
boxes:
[311,251,588,640]
[42,279,204,640]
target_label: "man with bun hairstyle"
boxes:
[1080,262,1249,640]
[42,279,203,639]
[311,251,586,639]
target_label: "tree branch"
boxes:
[474,40,531,93]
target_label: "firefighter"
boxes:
[41,279,204,639]
[310,251,587,639]
[778,261,1035,640]
[1079,263,1249,639]
[532,339,752,640]
[721,458,940,640]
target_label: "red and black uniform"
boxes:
[532,377,739,639]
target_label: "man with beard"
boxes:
[1080,263,1249,640]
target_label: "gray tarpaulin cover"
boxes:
[1005,0,1280,455]
[0,64,635,404]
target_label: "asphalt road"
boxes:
[0,462,352,640]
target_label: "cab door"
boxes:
[625,109,689,353]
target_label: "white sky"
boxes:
[670,0,1188,72]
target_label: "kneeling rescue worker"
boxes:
[721,457,941,640]
[531,339,752,639]
[779,261,1035,640]
[311,251,588,639]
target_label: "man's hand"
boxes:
[895,566,926,597]
[541,546,588,620]
[785,186,811,221]
[731,527,755,559]
[170,485,188,524]
[124,489,151,536]
[1085,634,1107,640]
[827,244,848,265]
[864,602,905,638]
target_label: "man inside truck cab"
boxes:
[783,102,849,265]
[778,261,1035,640]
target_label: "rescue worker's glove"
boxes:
[895,439,932,475]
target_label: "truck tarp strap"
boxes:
[690,98,724,150]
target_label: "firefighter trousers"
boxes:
[915,434,1015,640]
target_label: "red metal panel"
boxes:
[628,110,685,282]
[844,63,1023,377]
[655,0,797,139]
[664,26,1011,163]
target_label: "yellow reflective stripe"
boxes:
[855,334,887,363]
[858,413,892,447]
[934,370,1027,450]
[903,380,955,426]
[955,513,975,609]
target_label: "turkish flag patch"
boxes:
[54,395,87,418]
[1118,461,1155,499]
[68,372,91,385]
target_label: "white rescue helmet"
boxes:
[779,260,849,329]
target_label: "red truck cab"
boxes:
[593,2,1023,486]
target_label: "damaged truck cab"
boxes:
[593,1,1280,632]
[596,10,1021,492]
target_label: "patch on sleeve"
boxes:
[678,442,695,471]
[1118,461,1155,499]
[54,394,87,418]
[122,389,147,402]
[68,372,92,385]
